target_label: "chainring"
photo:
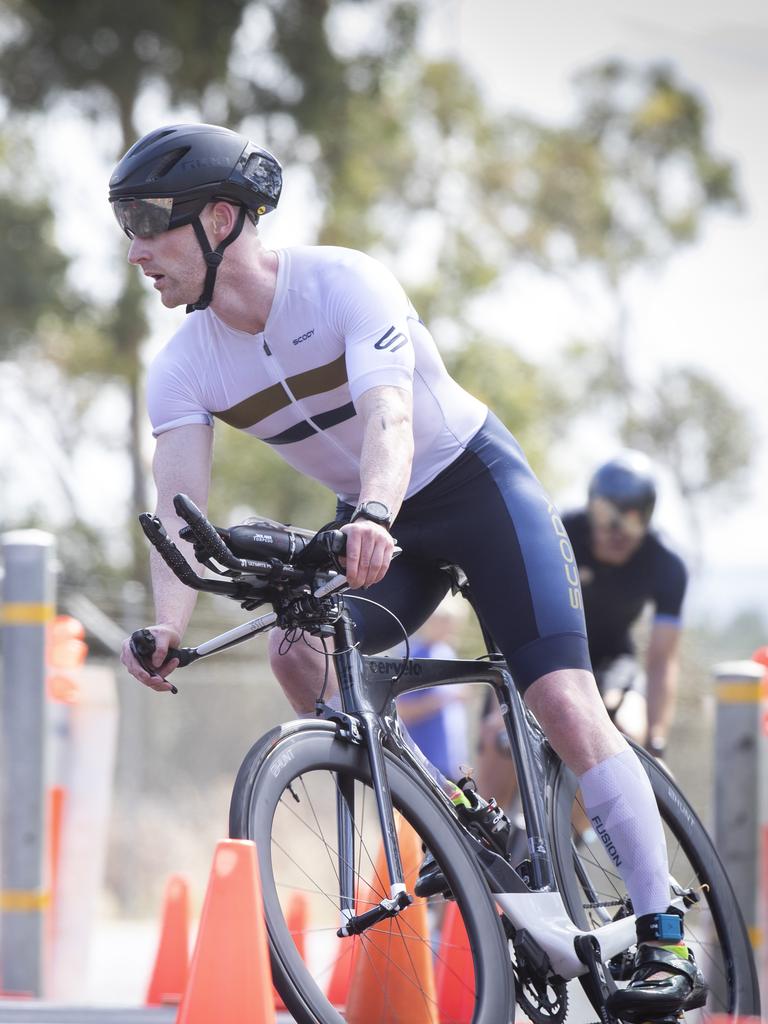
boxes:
[513,962,569,1024]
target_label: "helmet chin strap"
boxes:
[186,205,249,313]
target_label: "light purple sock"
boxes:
[579,748,670,918]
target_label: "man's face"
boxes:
[126,222,206,309]
[588,497,647,565]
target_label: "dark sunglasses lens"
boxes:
[111,197,173,238]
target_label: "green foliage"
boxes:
[0,131,81,354]
[0,0,248,116]
[500,61,740,284]
[0,1,750,575]
[444,340,566,478]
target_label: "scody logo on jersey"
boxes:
[292,328,315,345]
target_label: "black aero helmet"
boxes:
[109,123,282,311]
[588,450,657,522]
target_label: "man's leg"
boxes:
[526,667,706,1018]
[524,666,670,913]
[268,629,333,714]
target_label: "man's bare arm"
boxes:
[645,620,682,752]
[342,385,414,589]
[357,384,414,514]
[121,424,213,690]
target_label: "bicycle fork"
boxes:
[332,616,412,937]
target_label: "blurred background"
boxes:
[0,0,766,1004]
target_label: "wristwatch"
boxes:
[350,500,393,529]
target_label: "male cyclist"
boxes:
[113,123,706,1020]
[569,451,687,755]
[477,451,687,802]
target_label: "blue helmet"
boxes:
[588,450,657,522]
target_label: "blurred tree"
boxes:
[624,366,754,549]
[0,0,250,572]
[0,126,119,580]
[0,132,74,355]
[516,61,741,420]
[0,0,749,565]
[443,340,567,479]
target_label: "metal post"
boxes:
[0,529,56,996]
[751,647,768,1005]
[713,659,766,957]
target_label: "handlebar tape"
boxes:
[138,513,248,596]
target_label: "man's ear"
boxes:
[208,200,237,238]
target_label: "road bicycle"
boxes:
[131,494,761,1024]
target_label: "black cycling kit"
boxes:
[561,511,687,697]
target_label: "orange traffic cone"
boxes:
[274,891,309,1010]
[708,1017,763,1024]
[176,840,275,1024]
[325,933,359,1008]
[345,815,438,1024]
[435,901,476,1024]
[708,1015,765,1024]
[145,874,190,1006]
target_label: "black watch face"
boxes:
[364,501,389,520]
[354,500,391,525]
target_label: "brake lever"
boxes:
[129,628,198,694]
[312,544,402,598]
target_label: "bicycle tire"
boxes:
[230,719,513,1024]
[547,741,761,1019]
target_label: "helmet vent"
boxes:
[146,147,189,183]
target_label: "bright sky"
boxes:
[423,0,768,576]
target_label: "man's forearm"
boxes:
[646,659,678,743]
[357,387,414,515]
[150,513,199,638]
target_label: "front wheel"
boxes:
[547,742,761,1020]
[230,721,513,1024]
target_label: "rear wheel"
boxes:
[231,722,514,1024]
[547,743,761,1020]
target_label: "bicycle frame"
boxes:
[327,606,645,982]
[163,593,647,981]
[138,499,761,1018]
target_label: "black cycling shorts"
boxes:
[339,411,592,692]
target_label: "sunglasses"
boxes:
[587,498,648,540]
[111,196,175,240]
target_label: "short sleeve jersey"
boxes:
[146,245,487,502]
[562,510,688,663]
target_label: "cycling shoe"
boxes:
[606,943,707,1021]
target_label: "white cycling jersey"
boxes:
[147,245,487,502]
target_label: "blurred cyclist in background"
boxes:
[477,450,688,804]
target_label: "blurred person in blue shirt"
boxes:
[397,594,470,782]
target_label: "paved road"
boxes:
[0,1007,296,1024]
[0,1009,176,1024]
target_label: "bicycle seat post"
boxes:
[332,610,408,901]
